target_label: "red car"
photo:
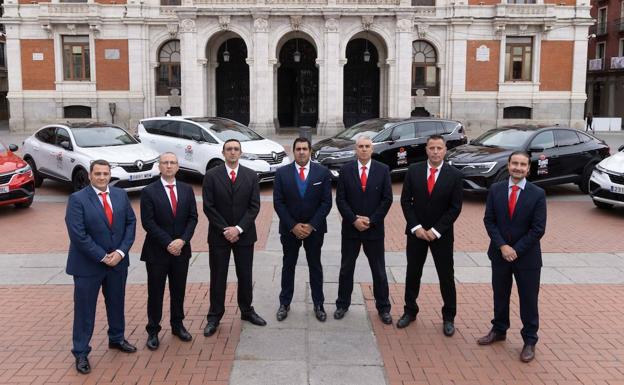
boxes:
[0,141,35,208]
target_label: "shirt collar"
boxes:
[92,185,110,196]
[161,177,176,187]
[357,159,371,170]
[427,160,444,171]
[295,160,310,171]
[225,164,239,175]
[508,177,527,190]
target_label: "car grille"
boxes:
[257,152,286,165]
[608,173,624,185]
[112,176,158,189]
[313,152,332,162]
[120,161,157,173]
[0,172,14,185]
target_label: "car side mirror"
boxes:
[8,144,18,152]
[133,134,141,143]
[192,134,203,142]
[619,144,624,152]
[60,141,72,151]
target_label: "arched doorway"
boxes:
[277,38,318,128]
[216,38,249,125]
[343,38,379,128]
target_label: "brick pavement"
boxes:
[0,283,240,385]
[363,283,624,385]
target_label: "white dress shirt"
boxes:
[508,177,527,198]
[410,161,444,239]
[295,160,311,180]
[161,177,178,211]
[91,185,125,260]
[224,164,243,234]
[357,159,371,178]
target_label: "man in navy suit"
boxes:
[334,136,393,324]
[140,152,198,350]
[398,135,463,335]
[65,159,137,375]
[478,151,547,363]
[273,138,332,322]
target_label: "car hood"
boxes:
[598,151,624,173]
[446,144,512,163]
[312,137,355,152]
[77,144,160,162]
[241,139,286,154]
[0,151,28,174]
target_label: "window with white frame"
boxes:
[62,35,90,81]
[411,40,439,96]
[597,42,606,60]
[156,40,181,96]
[505,37,532,81]
[620,39,624,57]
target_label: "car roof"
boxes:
[40,122,122,130]
[493,124,573,131]
[140,116,237,124]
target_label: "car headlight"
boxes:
[460,162,497,174]
[328,150,356,160]
[594,164,607,174]
[15,164,32,174]
[240,153,259,161]
[109,162,119,169]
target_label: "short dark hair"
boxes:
[90,159,111,173]
[293,137,311,151]
[508,151,530,163]
[222,138,241,151]
[426,134,446,144]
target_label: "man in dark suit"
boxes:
[335,136,393,324]
[202,139,267,337]
[398,135,463,336]
[65,159,137,375]
[140,152,198,350]
[479,151,546,363]
[274,137,332,322]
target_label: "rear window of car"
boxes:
[555,130,581,147]
[442,121,459,134]
[35,127,56,144]
[198,120,262,142]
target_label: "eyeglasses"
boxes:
[160,161,178,165]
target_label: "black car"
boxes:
[445,125,610,193]
[312,118,467,179]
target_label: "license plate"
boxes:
[610,185,624,194]
[128,172,151,181]
[0,185,8,194]
[270,165,282,172]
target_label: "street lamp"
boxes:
[293,37,301,63]
[223,39,230,62]
[363,38,371,63]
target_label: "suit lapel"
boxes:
[87,187,112,228]
[158,182,175,218]
[217,165,233,193]
[429,164,447,197]
[232,166,243,194]
[511,184,528,221]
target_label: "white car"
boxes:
[589,144,624,209]
[22,123,160,192]
[137,116,290,182]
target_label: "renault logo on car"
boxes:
[135,160,144,170]
[271,152,277,161]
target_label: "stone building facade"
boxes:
[2,0,592,136]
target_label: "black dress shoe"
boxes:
[520,344,536,363]
[75,356,90,375]
[146,333,159,351]
[172,325,192,342]
[241,310,267,326]
[396,313,416,329]
[477,330,507,345]
[314,305,327,322]
[379,312,393,325]
[108,339,137,353]
[443,321,455,337]
[276,304,290,322]
[333,307,348,320]
[203,322,218,337]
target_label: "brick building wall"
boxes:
[20,39,55,90]
[465,40,500,91]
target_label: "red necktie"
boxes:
[167,184,177,217]
[508,185,520,217]
[360,166,367,192]
[427,167,438,195]
[99,192,113,226]
[299,167,305,182]
[230,170,236,183]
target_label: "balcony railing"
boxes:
[588,58,603,71]
[412,0,434,5]
[611,57,624,70]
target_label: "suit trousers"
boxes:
[404,236,457,321]
[279,231,325,306]
[72,267,127,358]
[491,263,541,345]
[207,243,254,323]
[145,257,190,334]
[336,238,390,313]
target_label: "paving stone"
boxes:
[557,267,624,284]
[236,329,306,361]
[309,364,386,385]
[308,330,381,366]
[230,361,308,385]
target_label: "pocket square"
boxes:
[313,181,322,186]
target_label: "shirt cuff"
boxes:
[410,225,422,234]
[431,228,441,239]
[116,249,125,259]
[235,225,243,234]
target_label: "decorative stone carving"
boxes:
[518,24,528,35]
[361,15,374,30]
[66,24,76,35]
[89,24,100,36]
[41,24,53,38]
[397,18,412,33]
[219,15,230,30]
[167,23,179,38]
[197,58,208,67]
[290,15,302,31]
[179,19,196,33]
[494,22,506,36]
[416,23,428,38]
[325,17,339,32]
[254,17,268,32]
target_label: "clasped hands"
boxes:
[223,226,240,243]
[292,223,313,239]
[414,227,438,242]
[499,245,518,262]
[353,215,370,232]
[167,239,186,256]
[102,251,123,266]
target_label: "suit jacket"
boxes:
[140,179,198,264]
[65,186,136,276]
[202,164,260,246]
[336,159,393,240]
[483,180,547,270]
[273,162,332,234]
[400,162,463,240]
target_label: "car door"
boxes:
[554,129,587,178]
[178,121,206,172]
[379,122,417,170]
[53,127,75,180]
[527,130,559,184]
[30,127,56,176]
[412,120,442,163]
[142,119,180,156]
[38,126,66,179]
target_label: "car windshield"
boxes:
[198,120,263,142]
[335,120,392,141]
[71,126,138,148]
[0,142,6,152]
[471,128,533,149]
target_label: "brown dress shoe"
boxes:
[477,330,506,345]
[520,344,535,362]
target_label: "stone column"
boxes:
[389,17,413,118]
[318,15,344,135]
[248,15,274,135]
[127,24,146,128]
[179,18,203,116]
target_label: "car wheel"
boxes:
[72,168,89,192]
[206,159,224,174]
[25,157,44,187]
[14,195,34,208]
[592,199,613,209]
[578,163,596,194]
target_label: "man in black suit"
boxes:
[202,139,267,337]
[140,152,198,350]
[479,151,547,363]
[398,135,463,336]
[274,138,332,322]
[335,136,393,324]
